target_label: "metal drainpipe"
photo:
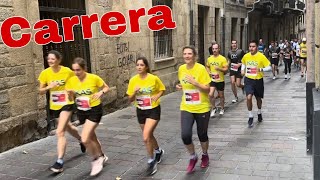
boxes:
[189,0,194,45]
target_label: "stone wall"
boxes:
[0,0,249,152]
[0,0,47,152]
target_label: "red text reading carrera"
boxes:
[0,5,176,48]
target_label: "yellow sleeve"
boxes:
[126,78,135,96]
[67,68,75,81]
[206,57,210,67]
[222,57,228,67]
[262,54,271,67]
[199,67,211,85]
[241,55,246,65]
[38,70,47,85]
[65,78,72,91]
[95,75,105,88]
[155,76,166,91]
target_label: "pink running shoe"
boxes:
[187,157,198,173]
[200,154,209,168]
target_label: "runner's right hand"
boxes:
[47,82,59,89]
[176,84,182,90]
[134,87,140,94]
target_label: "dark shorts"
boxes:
[210,81,225,91]
[230,70,242,79]
[50,104,74,119]
[271,58,279,66]
[77,104,103,124]
[244,77,264,98]
[136,105,161,124]
[300,57,307,61]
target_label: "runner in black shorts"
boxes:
[227,40,245,103]
[127,57,166,175]
[66,57,109,176]
[206,43,229,116]
[241,40,271,128]
[268,41,280,79]
[38,50,84,173]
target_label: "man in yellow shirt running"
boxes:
[241,40,271,128]
[206,43,229,117]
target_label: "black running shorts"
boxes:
[77,104,103,124]
[244,77,264,98]
[136,105,161,124]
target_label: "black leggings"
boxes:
[284,58,292,74]
[181,111,210,145]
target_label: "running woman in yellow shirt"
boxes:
[300,38,307,77]
[127,57,166,175]
[241,40,271,128]
[38,50,84,173]
[206,43,229,116]
[66,57,109,176]
[176,46,211,173]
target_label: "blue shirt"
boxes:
[258,44,265,52]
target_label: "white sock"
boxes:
[258,109,262,114]
[249,111,253,118]
[155,147,162,154]
[190,153,197,160]
[148,158,154,163]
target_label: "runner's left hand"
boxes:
[151,94,160,102]
[185,75,197,85]
[92,91,103,101]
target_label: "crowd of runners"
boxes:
[37,38,307,176]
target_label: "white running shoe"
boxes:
[232,97,238,103]
[272,76,276,80]
[288,74,291,79]
[285,75,287,80]
[210,108,216,117]
[219,109,224,115]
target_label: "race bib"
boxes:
[211,73,220,81]
[136,95,152,110]
[272,53,278,58]
[230,63,238,71]
[184,90,201,105]
[51,91,67,106]
[301,50,307,55]
[76,96,91,111]
[285,53,291,59]
[246,65,258,77]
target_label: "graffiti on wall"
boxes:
[117,42,140,68]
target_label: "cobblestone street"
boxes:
[0,68,312,180]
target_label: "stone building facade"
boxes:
[0,0,249,152]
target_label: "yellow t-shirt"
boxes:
[206,55,228,83]
[126,73,166,110]
[300,43,307,58]
[241,52,271,80]
[66,73,105,111]
[38,66,75,110]
[179,63,211,113]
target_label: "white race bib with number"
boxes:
[246,65,258,77]
[136,95,152,110]
[51,91,67,106]
[272,53,278,58]
[211,73,220,82]
[76,96,91,111]
[184,89,201,105]
[230,63,238,71]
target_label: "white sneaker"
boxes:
[288,74,291,79]
[210,108,216,117]
[285,75,287,80]
[232,97,238,103]
[272,76,276,80]
[90,155,107,176]
[219,109,224,115]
